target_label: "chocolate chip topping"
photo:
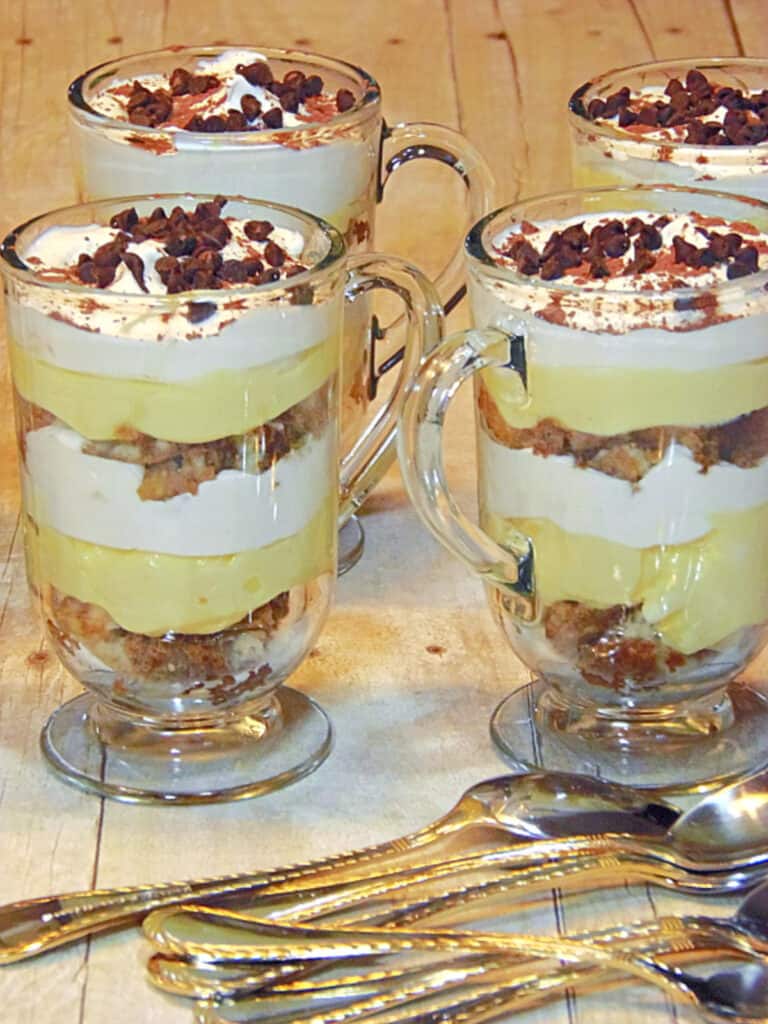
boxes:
[75,199,303,303]
[119,60,357,132]
[498,214,763,283]
[588,68,768,146]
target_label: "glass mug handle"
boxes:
[380,123,496,313]
[398,326,535,616]
[339,253,444,523]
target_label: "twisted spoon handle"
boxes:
[0,821,452,964]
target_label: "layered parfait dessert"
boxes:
[570,59,768,201]
[69,47,378,445]
[5,196,342,719]
[473,201,768,707]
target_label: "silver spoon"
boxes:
[5,766,768,964]
[196,957,768,1024]
[149,888,768,1024]
[0,770,677,963]
[155,877,768,1004]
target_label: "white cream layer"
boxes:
[8,293,339,379]
[23,422,335,556]
[469,271,768,367]
[479,432,768,547]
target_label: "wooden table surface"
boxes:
[1,2,766,1022]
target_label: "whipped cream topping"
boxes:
[8,199,337,346]
[89,49,354,132]
[484,208,768,333]
[588,71,768,147]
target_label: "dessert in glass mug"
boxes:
[400,184,768,792]
[1,193,441,803]
[68,45,494,568]
[570,58,768,201]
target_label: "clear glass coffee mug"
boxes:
[68,44,495,570]
[569,57,768,202]
[1,194,442,804]
[399,185,768,793]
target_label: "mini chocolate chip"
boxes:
[665,78,684,96]
[301,74,323,98]
[602,233,630,258]
[336,88,355,112]
[241,94,262,121]
[279,88,300,113]
[121,252,147,292]
[636,105,660,126]
[261,267,281,283]
[727,260,755,279]
[244,220,274,241]
[188,74,218,95]
[127,85,152,111]
[624,246,656,275]
[587,98,606,119]
[186,301,217,323]
[264,241,285,267]
[165,233,197,257]
[283,70,305,89]
[637,224,663,251]
[618,108,637,127]
[733,245,759,272]
[219,259,249,283]
[202,115,226,133]
[169,67,192,96]
[110,207,139,232]
[673,236,702,269]
[685,68,711,97]
[184,115,205,131]
[262,107,283,129]
[242,258,264,277]
[560,222,588,250]
[237,61,273,87]
[226,109,248,131]
[77,259,96,284]
[93,237,128,267]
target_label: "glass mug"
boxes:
[569,57,768,202]
[68,44,495,569]
[1,194,442,803]
[400,185,768,792]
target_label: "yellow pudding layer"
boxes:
[484,503,768,654]
[481,358,768,436]
[10,337,337,443]
[26,498,335,636]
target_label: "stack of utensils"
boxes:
[4,769,768,1022]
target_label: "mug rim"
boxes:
[0,192,347,301]
[465,182,768,301]
[68,43,382,141]
[568,54,768,155]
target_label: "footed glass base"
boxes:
[40,686,333,805]
[338,515,365,576]
[490,677,768,795]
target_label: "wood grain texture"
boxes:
[0,2,766,1021]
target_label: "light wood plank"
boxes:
[731,0,768,54]
[633,0,740,57]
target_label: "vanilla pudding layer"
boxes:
[26,491,334,638]
[10,333,336,443]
